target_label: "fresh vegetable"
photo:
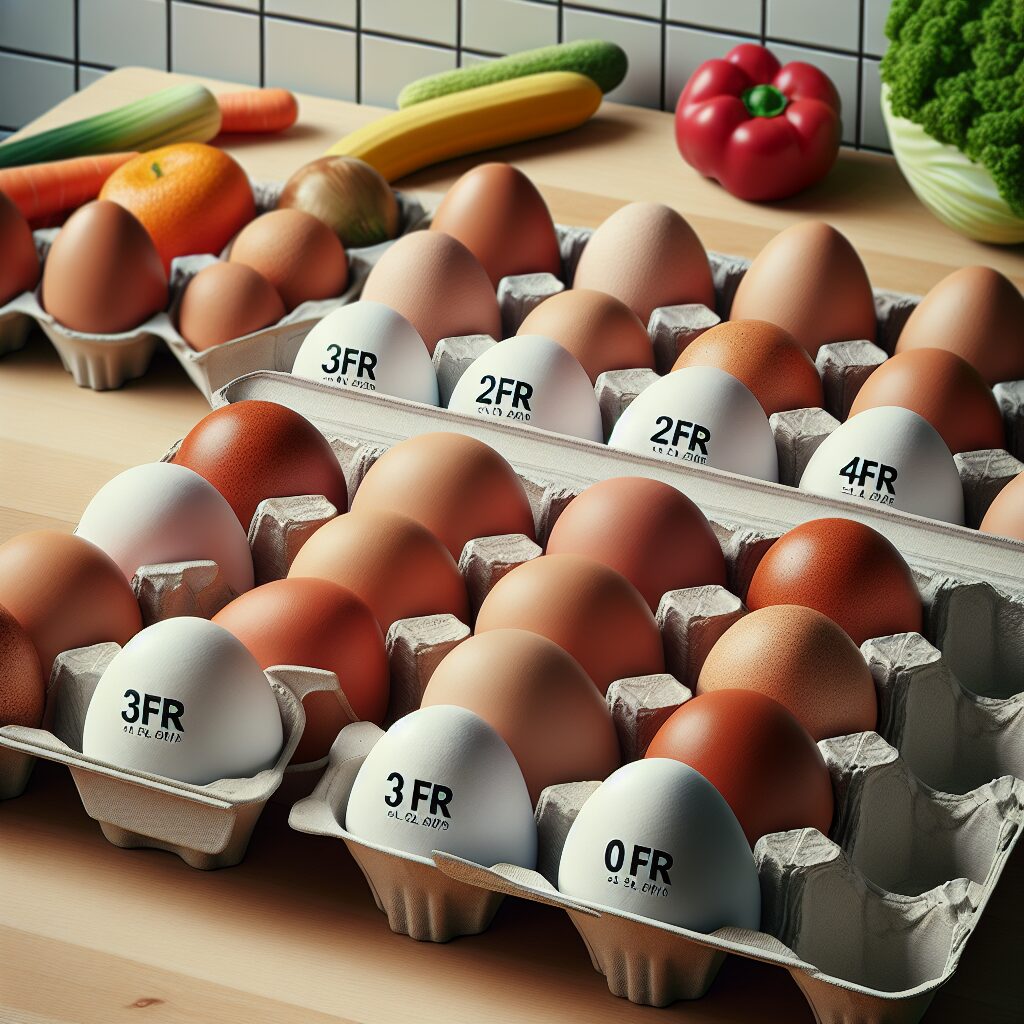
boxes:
[674,43,841,201]
[881,0,1024,244]
[327,71,603,183]
[397,40,627,108]
[217,88,299,133]
[0,84,221,168]
[277,156,399,247]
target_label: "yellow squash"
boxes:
[326,71,603,182]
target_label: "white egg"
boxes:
[292,300,439,406]
[82,617,283,785]
[447,334,603,442]
[799,406,964,524]
[76,461,254,594]
[345,704,537,867]
[558,758,760,932]
[609,366,779,481]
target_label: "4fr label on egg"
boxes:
[838,456,898,505]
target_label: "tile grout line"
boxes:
[72,0,80,89]
[659,0,667,112]
[166,0,173,74]
[855,0,865,149]
[258,0,266,88]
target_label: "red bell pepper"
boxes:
[674,43,842,202]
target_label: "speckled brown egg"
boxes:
[672,318,823,415]
[350,432,535,559]
[361,230,501,354]
[729,221,876,356]
[0,190,39,304]
[430,163,561,287]
[0,531,142,677]
[572,202,715,324]
[546,476,726,611]
[288,509,469,631]
[746,518,921,646]
[475,553,664,693]
[894,266,1024,386]
[173,400,348,531]
[0,602,45,728]
[177,261,285,351]
[696,605,877,740]
[980,472,1024,541]
[422,628,620,802]
[517,289,654,382]
[849,348,1004,454]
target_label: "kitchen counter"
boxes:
[0,67,1021,1024]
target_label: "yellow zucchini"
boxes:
[326,71,602,182]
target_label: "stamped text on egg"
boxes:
[383,771,453,831]
[839,456,898,504]
[650,416,711,464]
[120,689,185,742]
[475,375,533,420]
[321,344,379,389]
[605,839,673,896]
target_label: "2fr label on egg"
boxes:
[474,374,534,421]
[649,416,711,465]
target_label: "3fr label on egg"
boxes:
[120,689,185,744]
[474,374,534,421]
[649,416,711,464]
[320,344,379,390]
[382,770,453,833]
[838,456,898,505]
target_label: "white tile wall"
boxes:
[462,0,558,55]
[79,65,110,89]
[363,0,458,48]
[864,0,893,56]
[769,42,858,144]
[79,0,167,70]
[171,2,260,86]
[0,0,75,60]
[265,17,356,102]
[861,57,889,149]
[265,0,356,27]
[768,0,860,52]
[569,0,662,17]
[665,25,750,106]
[668,0,762,35]
[0,52,76,126]
[361,34,456,108]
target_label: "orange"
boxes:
[100,142,255,272]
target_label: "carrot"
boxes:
[0,152,137,226]
[217,88,299,133]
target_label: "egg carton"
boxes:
[0,184,426,396]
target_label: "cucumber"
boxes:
[397,40,628,108]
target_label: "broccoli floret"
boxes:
[881,0,1024,217]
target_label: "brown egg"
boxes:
[980,472,1024,541]
[894,266,1024,386]
[361,230,501,354]
[546,476,726,611]
[730,221,876,356]
[350,432,535,559]
[517,289,654,382]
[849,348,1003,454]
[475,553,664,693]
[422,628,620,802]
[288,509,469,631]
[672,318,824,415]
[0,190,40,304]
[430,162,561,287]
[229,208,348,311]
[0,531,142,676]
[573,202,715,324]
[746,518,922,646]
[177,261,286,351]
[173,400,348,531]
[213,577,387,763]
[646,690,833,847]
[0,602,45,728]
[696,605,877,740]
[41,200,167,334]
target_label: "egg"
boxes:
[177,261,285,352]
[345,705,537,865]
[0,190,40,304]
[980,472,1024,541]
[82,617,282,785]
[697,605,877,741]
[475,554,664,694]
[672,319,824,415]
[0,603,45,728]
[894,266,1024,386]
[447,334,603,441]
[573,202,714,324]
[229,209,348,311]
[608,366,779,482]
[421,629,620,803]
[361,231,501,354]
[0,531,142,676]
[849,349,1003,454]
[545,476,726,612]
[41,200,167,334]
[173,400,349,532]
[212,578,387,763]
[287,510,469,631]
[430,162,561,287]
[729,221,876,356]
[557,759,760,931]
[76,462,254,594]
[350,432,535,559]
[292,300,438,405]
[798,406,964,525]
[746,518,922,646]
[646,690,833,847]
[517,289,654,383]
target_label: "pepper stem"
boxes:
[742,84,788,118]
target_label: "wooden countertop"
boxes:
[1,67,1021,1024]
